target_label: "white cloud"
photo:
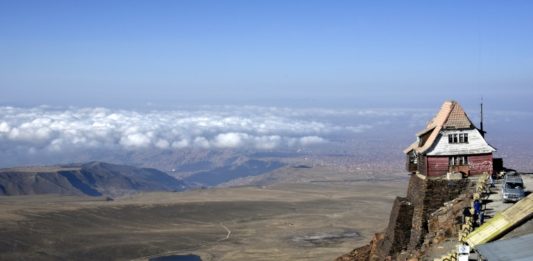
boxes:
[155,139,170,149]
[0,105,382,154]
[171,139,189,149]
[0,122,10,133]
[253,135,282,150]
[213,132,248,148]
[120,133,152,148]
[193,137,210,148]
[298,136,326,146]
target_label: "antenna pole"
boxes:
[480,98,486,137]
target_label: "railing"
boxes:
[437,172,490,261]
[438,172,533,260]
[465,193,533,246]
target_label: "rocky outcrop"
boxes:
[427,193,471,245]
[337,174,473,260]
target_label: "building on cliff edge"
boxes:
[404,100,496,178]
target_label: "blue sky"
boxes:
[1,1,532,109]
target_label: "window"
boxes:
[448,133,468,144]
[449,156,468,166]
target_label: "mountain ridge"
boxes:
[0,161,187,197]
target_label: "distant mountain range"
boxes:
[0,162,187,197]
[0,158,291,197]
[183,159,286,187]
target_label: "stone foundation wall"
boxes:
[407,175,471,250]
[375,197,414,258]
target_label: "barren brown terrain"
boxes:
[0,177,407,261]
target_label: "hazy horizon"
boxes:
[1,103,532,172]
[1,1,532,170]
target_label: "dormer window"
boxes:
[448,133,468,144]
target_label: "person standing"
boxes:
[474,199,482,214]
[462,207,471,224]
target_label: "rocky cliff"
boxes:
[337,174,474,260]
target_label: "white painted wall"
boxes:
[426,129,495,156]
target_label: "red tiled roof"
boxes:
[404,100,475,154]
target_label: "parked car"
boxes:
[504,171,523,183]
[505,170,518,177]
[501,173,525,203]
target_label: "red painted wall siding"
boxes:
[427,156,449,177]
[426,153,493,177]
[468,154,493,175]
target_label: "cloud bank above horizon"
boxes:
[2,105,533,171]
[0,106,392,155]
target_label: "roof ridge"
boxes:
[404,100,478,154]
[443,101,474,129]
[442,100,455,127]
